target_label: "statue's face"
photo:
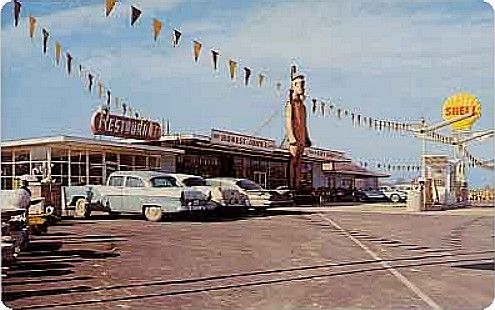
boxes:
[292,77,305,97]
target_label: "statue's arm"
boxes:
[284,103,296,144]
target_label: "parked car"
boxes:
[206,178,294,210]
[63,171,211,221]
[354,190,389,202]
[381,189,408,203]
[160,174,250,210]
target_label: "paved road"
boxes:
[3,205,494,309]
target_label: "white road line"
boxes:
[317,213,443,310]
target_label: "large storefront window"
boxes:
[52,148,69,185]
[88,153,103,185]
[268,160,288,189]
[177,154,221,177]
[70,150,87,186]
[135,155,147,171]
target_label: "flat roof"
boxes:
[1,135,184,155]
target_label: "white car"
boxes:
[381,189,408,203]
[64,171,211,221]
[206,178,294,210]
[161,174,250,210]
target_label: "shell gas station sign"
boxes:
[442,92,481,131]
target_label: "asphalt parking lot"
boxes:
[2,204,494,309]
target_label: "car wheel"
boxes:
[144,206,163,222]
[390,194,400,203]
[74,198,91,218]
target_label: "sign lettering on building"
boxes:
[210,129,276,150]
[91,111,162,141]
[305,147,348,161]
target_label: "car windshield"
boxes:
[236,179,263,190]
[150,177,176,188]
[182,177,206,187]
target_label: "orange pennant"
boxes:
[193,40,202,62]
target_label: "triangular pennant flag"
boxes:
[192,40,202,62]
[311,98,317,114]
[152,19,162,41]
[14,0,21,27]
[244,67,251,86]
[42,28,49,54]
[210,49,219,69]
[258,73,265,87]
[29,15,36,39]
[106,90,111,106]
[88,73,94,92]
[275,81,282,94]
[98,81,104,98]
[228,59,237,80]
[130,6,142,26]
[105,0,116,16]
[55,41,62,65]
[172,29,182,47]
[66,53,73,75]
[321,101,326,116]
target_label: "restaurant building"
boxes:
[1,129,387,191]
[139,129,388,191]
[0,136,181,189]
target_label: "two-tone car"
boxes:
[160,174,250,211]
[63,171,211,221]
[206,178,294,210]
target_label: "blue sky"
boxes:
[1,0,494,186]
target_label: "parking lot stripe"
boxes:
[317,213,443,310]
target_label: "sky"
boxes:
[1,0,494,186]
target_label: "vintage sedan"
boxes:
[206,178,294,210]
[63,171,210,221]
[160,174,250,210]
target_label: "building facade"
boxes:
[1,136,181,189]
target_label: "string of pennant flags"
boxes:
[13,0,150,120]
[11,1,493,171]
[307,97,419,134]
[462,147,493,169]
[357,160,422,172]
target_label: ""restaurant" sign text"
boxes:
[91,111,162,141]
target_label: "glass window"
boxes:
[14,150,30,162]
[182,177,206,187]
[125,176,144,188]
[108,176,124,186]
[236,179,263,190]
[1,150,13,162]
[150,177,174,188]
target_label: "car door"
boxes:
[122,176,145,213]
[106,175,124,211]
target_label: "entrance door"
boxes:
[254,171,267,189]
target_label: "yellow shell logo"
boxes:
[442,92,481,131]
